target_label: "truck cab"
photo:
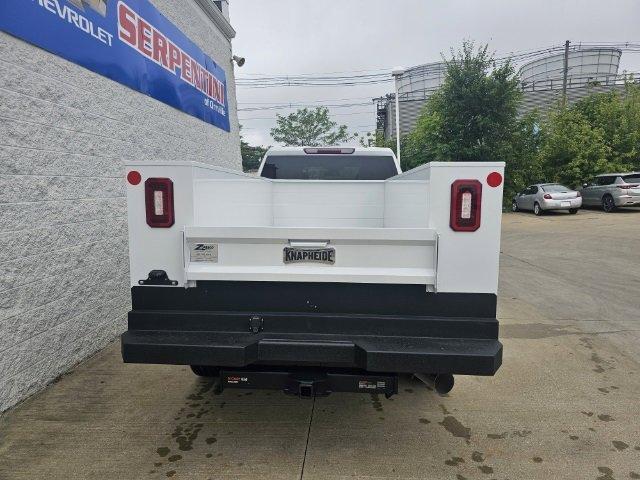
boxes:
[121,150,505,398]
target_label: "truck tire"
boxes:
[190,365,220,377]
[602,195,615,213]
[511,201,519,212]
[534,202,542,216]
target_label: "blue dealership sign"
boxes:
[0,0,230,132]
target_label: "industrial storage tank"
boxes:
[377,61,447,140]
[519,47,622,91]
[396,62,448,100]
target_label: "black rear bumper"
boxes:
[121,282,502,376]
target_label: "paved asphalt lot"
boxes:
[1,209,639,480]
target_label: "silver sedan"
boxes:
[512,183,582,215]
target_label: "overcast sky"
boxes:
[229,0,640,146]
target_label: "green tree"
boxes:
[239,125,268,171]
[240,137,268,172]
[503,111,544,199]
[537,83,640,188]
[404,41,522,170]
[537,107,609,188]
[270,107,353,146]
[355,131,392,148]
[571,83,640,171]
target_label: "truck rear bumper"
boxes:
[122,282,502,376]
[122,330,502,375]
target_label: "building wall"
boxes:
[0,0,241,412]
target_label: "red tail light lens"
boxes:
[543,193,552,199]
[450,179,482,232]
[145,178,174,228]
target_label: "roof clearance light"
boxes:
[303,148,356,154]
[450,179,482,232]
[145,178,174,228]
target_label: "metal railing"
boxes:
[521,72,638,92]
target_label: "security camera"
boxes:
[232,55,246,67]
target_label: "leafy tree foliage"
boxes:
[401,41,522,171]
[391,40,640,204]
[239,126,268,172]
[537,84,640,188]
[270,107,353,146]
[354,131,377,147]
[241,137,268,172]
[502,111,544,201]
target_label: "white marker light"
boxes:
[154,190,164,215]
[461,192,472,219]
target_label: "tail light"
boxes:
[618,184,639,189]
[543,193,552,199]
[450,179,482,232]
[145,178,174,228]
[576,191,581,197]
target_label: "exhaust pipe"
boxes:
[414,373,454,394]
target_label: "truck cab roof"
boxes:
[264,146,396,156]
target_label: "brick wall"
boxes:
[0,0,241,411]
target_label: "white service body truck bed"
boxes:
[121,155,505,397]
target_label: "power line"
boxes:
[237,72,391,81]
[235,43,640,89]
[236,79,394,88]
[237,67,392,77]
[238,102,372,112]
[239,110,374,121]
[238,96,374,105]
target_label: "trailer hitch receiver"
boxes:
[219,367,398,398]
[284,375,331,398]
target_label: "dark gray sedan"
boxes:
[512,183,582,215]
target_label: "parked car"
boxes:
[512,183,582,215]
[580,172,640,212]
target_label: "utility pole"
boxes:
[562,40,570,106]
[392,67,405,163]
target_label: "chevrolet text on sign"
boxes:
[0,0,230,132]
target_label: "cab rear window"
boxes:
[260,155,398,180]
[542,184,571,192]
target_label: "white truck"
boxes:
[121,147,505,397]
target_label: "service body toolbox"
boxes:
[122,147,505,397]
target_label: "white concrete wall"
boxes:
[0,0,242,412]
